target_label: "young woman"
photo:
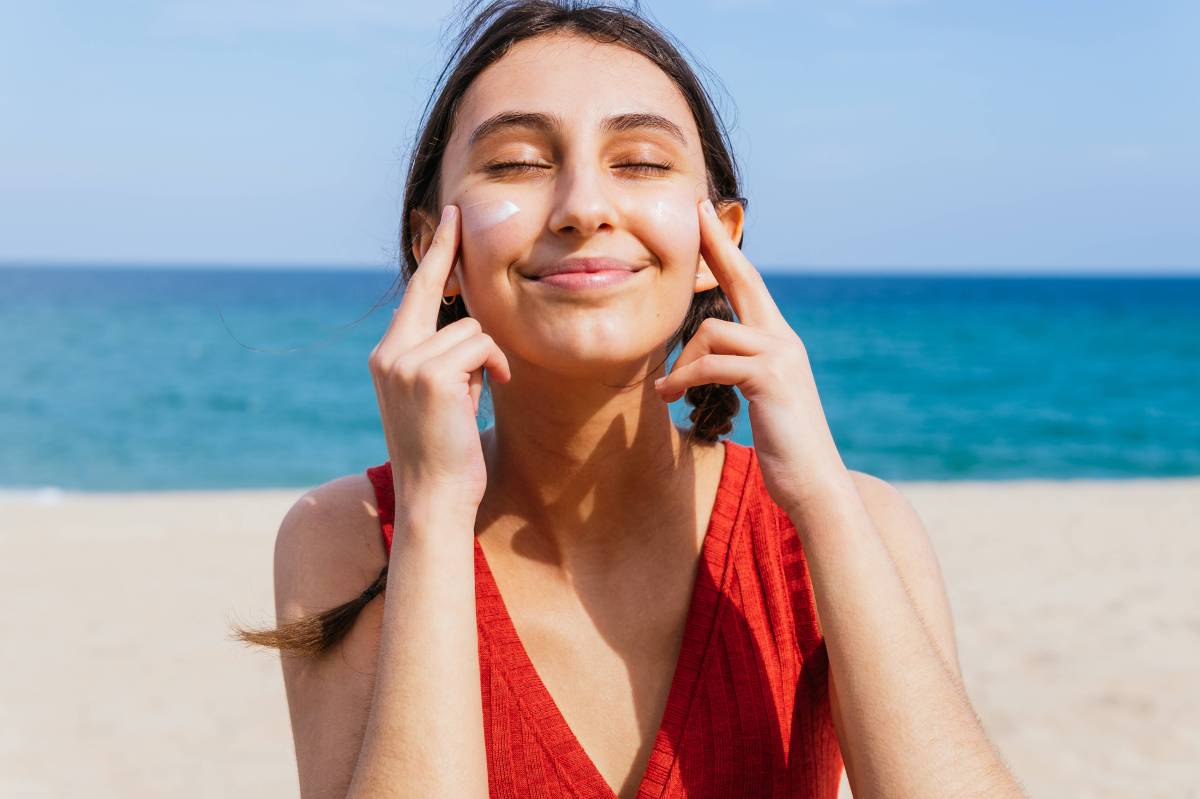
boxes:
[235,2,1025,797]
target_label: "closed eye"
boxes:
[482,161,675,176]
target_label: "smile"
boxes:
[529,269,641,291]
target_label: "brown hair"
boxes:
[233,0,748,658]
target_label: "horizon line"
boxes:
[2,258,1198,277]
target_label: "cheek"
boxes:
[623,192,702,270]
[461,198,519,234]
[459,199,529,278]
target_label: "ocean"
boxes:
[2,264,1197,491]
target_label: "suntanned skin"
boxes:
[275,427,727,799]
[275,455,966,799]
[273,29,1022,799]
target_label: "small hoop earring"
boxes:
[441,295,456,306]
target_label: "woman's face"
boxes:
[415,32,743,378]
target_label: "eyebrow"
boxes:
[467,110,688,149]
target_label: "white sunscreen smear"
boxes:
[645,196,697,240]
[650,198,677,225]
[461,199,521,234]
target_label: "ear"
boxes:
[409,206,464,297]
[694,200,745,294]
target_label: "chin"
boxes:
[503,328,666,382]
[475,297,685,379]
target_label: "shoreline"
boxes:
[4,472,1198,499]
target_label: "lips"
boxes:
[527,257,641,280]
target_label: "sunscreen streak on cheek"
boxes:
[651,197,698,237]
[460,199,521,235]
[457,199,524,289]
[640,195,701,259]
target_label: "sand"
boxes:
[1,477,1196,797]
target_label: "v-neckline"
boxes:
[472,438,752,799]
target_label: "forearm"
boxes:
[788,474,1024,799]
[347,499,488,799]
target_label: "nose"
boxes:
[546,157,619,238]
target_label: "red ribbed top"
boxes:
[365,439,844,798]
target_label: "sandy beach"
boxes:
[1,477,1196,798]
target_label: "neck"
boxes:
[476,360,716,570]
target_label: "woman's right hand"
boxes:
[368,204,511,512]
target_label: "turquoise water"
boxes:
[2,264,1197,491]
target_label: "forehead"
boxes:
[451,32,698,148]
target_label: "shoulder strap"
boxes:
[365,462,396,556]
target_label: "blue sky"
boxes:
[2,0,1196,272]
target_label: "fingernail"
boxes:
[654,377,666,387]
[701,198,716,217]
[441,205,456,224]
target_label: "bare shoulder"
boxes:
[845,469,931,555]
[845,469,962,680]
[273,472,390,799]
[845,469,925,532]
[274,472,389,615]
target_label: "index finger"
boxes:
[697,198,788,331]
[396,204,461,337]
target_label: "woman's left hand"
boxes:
[654,197,851,515]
